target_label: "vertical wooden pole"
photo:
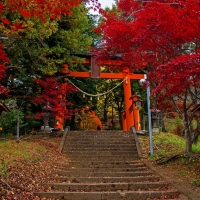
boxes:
[133,102,141,131]
[130,95,142,131]
[123,71,134,130]
[54,82,67,130]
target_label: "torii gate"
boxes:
[55,55,145,131]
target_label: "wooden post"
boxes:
[123,70,134,130]
[130,95,142,131]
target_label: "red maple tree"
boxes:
[95,0,200,154]
[0,44,9,94]
[33,78,77,121]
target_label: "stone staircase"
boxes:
[35,130,187,200]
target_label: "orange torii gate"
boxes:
[55,55,145,131]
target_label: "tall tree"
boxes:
[95,0,200,154]
[0,0,101,132]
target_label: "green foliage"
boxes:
[192,138,200,153]
[172,117,184,136]
[0,99,41,136]
[145,133,200,158]
[153,133,185,150]
[148,154,156,159]
[0,109,25,136]
[192,178,200,186]
[0,160,9,177]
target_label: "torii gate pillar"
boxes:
[123,71,134,130]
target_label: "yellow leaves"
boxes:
[25,19,58,39]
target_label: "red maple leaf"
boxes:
[11,22,26,31]
[0,3,5,13]
[20,10,32,18]
[2,18,11,25]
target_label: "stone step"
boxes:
[62,162,146,168]
[64,143,135,147]
[66,136,134,139]
[43,182,170,191]
[35,190,180,200]
[63,160,143,166]
[35,130,184,200]
[63,147,137,151]
[62,144,136,148]
[65,139,134,142]
[50,175,162,183]
[66,156,139,161]
[66,137,134,140]
[65,160,142,164]
[54,171,154,177]
[55,167,149,173]
[64,151,138,156]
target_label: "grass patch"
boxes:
[140,132,200,159]
[153,133,200,155]
[192,139,200,153]
[152,132,185,157]
[0,140,46,177]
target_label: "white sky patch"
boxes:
[88,0,115,14]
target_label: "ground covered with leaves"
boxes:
[139,133,200,200]
[0,136,69,199]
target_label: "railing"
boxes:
[59,126,70,153]
[131,126,142,158]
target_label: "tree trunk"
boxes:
[103,96,108,123]
[185,127,192,155]
[160,111,166,132]
[16,113,20,142]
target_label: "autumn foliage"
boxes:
[76,107,103,130]
[33,78,77,120]
[95,0,200,73]
[0,44,8,80]
[0,0,99,93]
[95,0,200,153]
[95,0,200,105]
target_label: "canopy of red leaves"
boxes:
[152,53,200,97]
[33,78,77,120]
[0,44,9,94]
[94,0,200,108]
[6,0,82,21]
[95,0,200,71]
